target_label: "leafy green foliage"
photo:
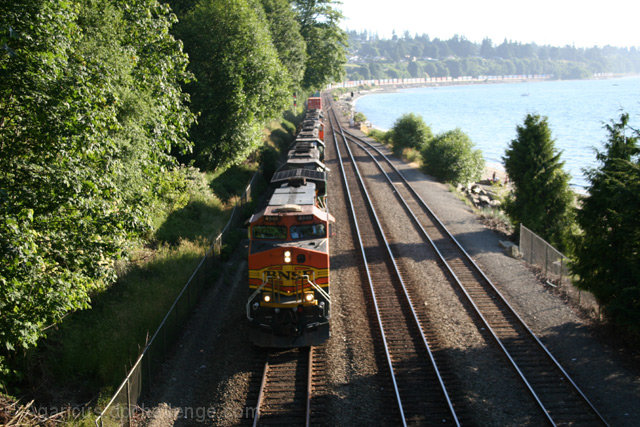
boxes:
[0,0,193,368]
[260,0,307,90]
[390,113,433,152]
[174,0,290,170]
[502,114,575,251]
[572,113,640,334]
[422,129,485,185]
[353,112,367,123]
[293,0,347,90]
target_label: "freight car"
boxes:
[246,101,332,347]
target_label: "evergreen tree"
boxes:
[502,114,575,252]
[572,113,640,333]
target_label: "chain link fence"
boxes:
[95,173,259,426]
[519,224,599,317]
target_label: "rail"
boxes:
[329,104,460,426]
[343,128,607,425]
[252,347,312,426]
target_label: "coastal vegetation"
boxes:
[422,129,485,185]
[346,31,640,81]
[0,0,346,398]
[572,114,640,336]
[502,114,576,253]
[369,108,639,339]
[370,114,484,185]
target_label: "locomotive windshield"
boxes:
[252,225,287,240]
[290,223,326,240]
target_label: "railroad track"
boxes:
[252,346,319,426]
[327,105,460,426]
[337,120,608,425]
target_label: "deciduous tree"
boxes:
[0,0,193,366]
[175,0,290,169]
[390,113,432,153]
[259,0,307,90]
[422,129,484,185]
[293,0,347,90]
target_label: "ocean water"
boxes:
[355,76,640,190]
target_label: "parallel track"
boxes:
[339,122,608,426]
[327,104,460,426]
[252,347,315,426]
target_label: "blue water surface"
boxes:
[355,76,640,189]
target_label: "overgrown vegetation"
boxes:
[346,31,640,80]
[1,0,195,374]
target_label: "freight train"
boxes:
[246,96,333,347]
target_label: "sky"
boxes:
[338,0,640,48]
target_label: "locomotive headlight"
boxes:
[263,294,272,303]
[284,250,291,263]
[304,292,314,302]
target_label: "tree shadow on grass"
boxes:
[155,200,226,246]
[209,164,257,205]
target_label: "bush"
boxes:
[367,128,391,145]
[421,129,485,185]
[390,113,433,153]
[281,120,296,136]
[260,145,281,182]
[354,112,367,123]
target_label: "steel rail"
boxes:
[328,104,459,426]
[343,129,608,426]
[326,105,407,427]
[252,347,312,427]
[305,348,313,427]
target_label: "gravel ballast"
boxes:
[141,104,639,426]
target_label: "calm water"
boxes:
[355,76,640,189]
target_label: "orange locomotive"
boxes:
[246,97,332,347]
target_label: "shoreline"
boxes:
[334,75,637,194]
[343,73,638,113]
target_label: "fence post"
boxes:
[126,377,131,427]
[544,244,548,277]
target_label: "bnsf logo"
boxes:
[267,270,315,280]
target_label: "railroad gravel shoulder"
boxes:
[347,126,640,426]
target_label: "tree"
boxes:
[0,0,194,361]
[259,0,307,90]
[390,113,433,153]
[572,113,640,334]
[175,0,290,169]
[502,114,575,251]
[293,0,347,90]
[421,129,484,185]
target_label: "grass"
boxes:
[26,167,236,396]
[21,161,263,409]
[10,116,301,424]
